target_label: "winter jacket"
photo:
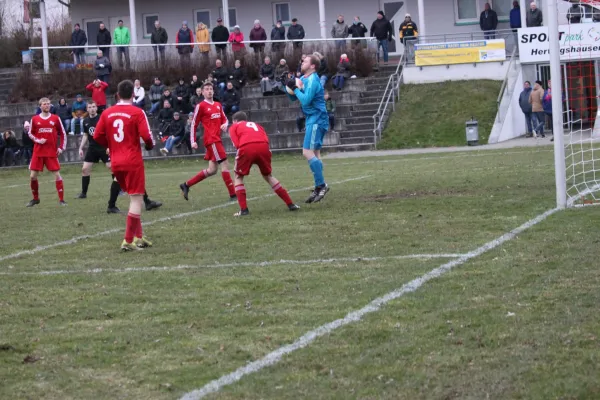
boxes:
[4,134,18,150]
[335,59,351,78]
[331,20,349,38]
[71,100,88,118]
[211,25,230,48]
[228,31,246,52]
[317,57,329,78]
[370,18,393,41]
[510,7,522,29]
[22,129,34,149]
[260,63,275,80]
[222,88,240,107]
[113,26,130,45]
[249,26,267,49]
[529,87,544,112]
[151,27,168,45]
[94,56,111,77]
[287,24,305,40]
[161,94,174,108]
[176,28,194,54]
[399,21,418,43]
[230,67,247,88]
[169,118,186,138]
[190,94,204,109]
[527,8,543,27]
[134,86,145,105]
[190,79,201,92]
[542,89,563,114]
[97,28,112,46]
[213,66,229,84]
[158,107,174,122]
[519,87,532,113]
[480,9,498,31]
[175,84,191,102]
[196,28,210,52]
[56,104,71,121]
[348,22,368,44]
[86,82,109,107]
[568,5,583,24]
[149,84,165,102]
[271,26,285,41]
[275,64,289,81]
[70,29,87,54]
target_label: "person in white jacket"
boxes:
[133,79,146,109]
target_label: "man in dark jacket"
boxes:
[222,81,241,116]
[519,81,533,137]
[174,78,191,114]
[526,2,543,27]
[212,59,229,96]
[348,16,368,47]
[287,18,305,53]
[176,21,194,68]
[230,59,247,90]
[509,2,521,54]
[567,3,583,24]
[151,20,168,68]
[148,77,165,116]
[480,3,498,39]
[70,24,87,65]
[160,112,187,155]
[94,50,111,84]
[55,98,71,132]
[370,11,393,64]
[271,20,286,56]
[212,18,230,61]
[190,87,204,109]
[399,14,418,59]
[97,23,112,60]
[158,101,174,140]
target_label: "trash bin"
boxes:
[466,118,479,146]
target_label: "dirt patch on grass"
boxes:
[360,188,471,202]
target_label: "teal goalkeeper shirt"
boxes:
[292,72,327,119]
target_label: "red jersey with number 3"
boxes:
[93,103,155,171]
[28,113,67,157]
[229,121,269,149]
[191,99,228,147]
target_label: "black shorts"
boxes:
[84,147,110,164]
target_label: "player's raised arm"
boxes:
[93,113,109,148]
[138,110,155,150]
[190,103,200,148]
[293,77,318,107]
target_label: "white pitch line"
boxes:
[180,207,560,400]
[0,175,370,263]
[0,253,467,277]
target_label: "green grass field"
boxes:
[1,148,600,400]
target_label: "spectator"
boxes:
[85,79,109,113]
[314,52,329,87]
[174,77,191,113]
[21,121,33,165]
[222,81,241,116]
[271,20,286,57]
[69,23,87,65]
[97,22,112,60]
[348,16,368,48]
[249,20,267,62]
[332,54,351,90]
[176,21,195,68]
[543,79,554,136]
[331,15,349,50]
[527,2,543,27]
[212,59,229,95]
[287,18,305,54]
[260,56,275,96]
[519,81,533,137]
[114,19,131,69]
[133,79,145,109]
[230,59,247,90]
[190,74,201,93]
[212,18,230,61]
[94,50,111,84]
[183,112,194,154]
[196,22,210,63]
[190,87,204,109]
[399,14,418,59]
[2,130,19,166]
[55,98,71,132]
[480,3,498,39]
[158,100,174,140]
[70,94,87,135]
[151,20,168,68]
[148,77,165,116]
[229,25,246,56]
[529,80,545,137]
[567,3,584,24]
[296,54,307,77]
[274,59,290,94]
[370,11,393,65]
[160,111,186,155]
[510,1,522,30]
[161,88,174,109]
[324,91,336,131]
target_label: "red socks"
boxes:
[186,170,208,187]
[235,184,247,210]
[55,179,64,202]
[222,171,235,197]
[30,179,39,200]
[272,183,293,206]
[125,213,141,243]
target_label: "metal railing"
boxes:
[496,46,519,123]
[372,53,406,144]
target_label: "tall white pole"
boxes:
[40,0,50,73]
[417,0,426,36]
[520,0,527,27]
[318,0,326,39]
[222,0,230,29]
[547,0,567,208]
[128,0,137,44]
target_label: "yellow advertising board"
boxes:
[414,39,506,66]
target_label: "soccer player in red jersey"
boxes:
[26,97,68,207]
[229,111,300,216]
[93,80,155,251]
[179,82,236,201]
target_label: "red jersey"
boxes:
[191,99,228,147]
[229,121,269,149]
[28,113,67,157]
[93,103,154,171]
[86,82,109,106]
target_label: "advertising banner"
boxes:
[518,23,600,63]
[414,39,506,67]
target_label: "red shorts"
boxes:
[29,156,60,172]
[234,142,272,177]
[113,165,146,195]
[204,142,227,163]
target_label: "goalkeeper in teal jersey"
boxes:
[286,54,330,203]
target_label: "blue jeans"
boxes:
[523,112,533,134]
[165,135,183,152]
[319,75,328,87]
[332,75,345,89]
[218,82,226,98]
[62,118,71,132]
[335,40,346,50]
[74,52,85,64]
[377,40,389,63]
[149,101,161,115]
[71,117,84,134]
[532,111,545,134]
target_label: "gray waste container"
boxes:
[466,118,479,146]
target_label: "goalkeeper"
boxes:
[286,54,330,203]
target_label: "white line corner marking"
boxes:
[180,207,560,400]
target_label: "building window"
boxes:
[83,19,103,47]
[218,8,238,28]
[142,14,159,38]
[194,9,212,30]
[273,2,291,25]
[492,0,512,19]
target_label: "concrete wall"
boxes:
[403,61,509,84]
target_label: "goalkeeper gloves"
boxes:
[286,78,297,91]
